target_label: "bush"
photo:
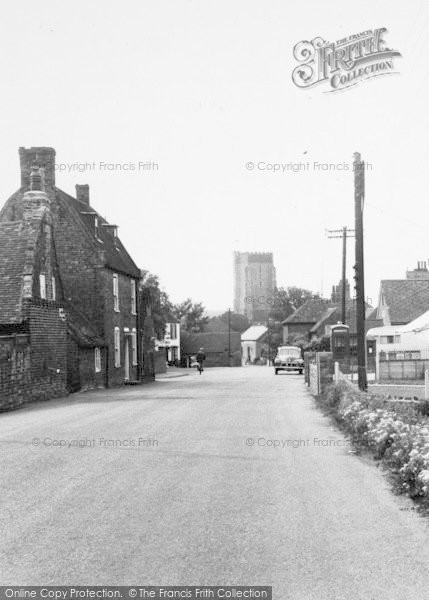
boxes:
[320,379,429,510]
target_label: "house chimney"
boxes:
[76,184,90,205]
[22,166,50,219]
[406,261,429,280]
[19,147,55,192]
[29,164,43,191]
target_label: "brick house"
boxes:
[0,174,69,409]
[0,147,142,407]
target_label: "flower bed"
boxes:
[320,378,429,510]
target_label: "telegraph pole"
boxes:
[353,152,367,391]
[326,226,355,324]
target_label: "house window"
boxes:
[131,280,137,315]
[113,274,119,312]
[114,327,121,367]
[39,274,46,299]
[95,347,101,373]
[52,276,56,301]
[170,323,177,339]
[381,335,397,344]
[131,329,137,366]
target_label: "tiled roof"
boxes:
[282,299,333,325]
[380,280,429,324]
[55,189,140,278]
[309,307,338,333]
[0,221,38,324]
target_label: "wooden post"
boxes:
[334,361,340,384]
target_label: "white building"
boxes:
[241,325,268,363]
[156,322,181,364]
[367,309,429,357]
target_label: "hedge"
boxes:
[319,378,429,510]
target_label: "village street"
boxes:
[1,367,429,598]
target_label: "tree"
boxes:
[268,286,318,323]
[218,311,250,334]
[139,270,173,339]
[172,298,209,332]
[287,286,319,310]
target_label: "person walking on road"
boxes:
[196,348,206,374]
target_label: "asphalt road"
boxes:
[1,367,429,598]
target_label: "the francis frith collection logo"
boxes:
[292,28,401,92]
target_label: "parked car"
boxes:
[274,346,304,375]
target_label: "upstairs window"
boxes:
[39,274,46,299]
[131,280,137,315]
[113,274,119,312]
[52,276,56,301]
[114,327,121,367]
[170,323,177,339]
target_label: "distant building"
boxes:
[241,325,268,364]
[233,251,276,323]
[156,322,181,365]
[181,331,241,367]
[330,279,351,304]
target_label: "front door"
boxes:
[124,337,130,381]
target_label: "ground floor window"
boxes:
[131,330,137,366]
[95,347,101,373]
[114,328,121,367]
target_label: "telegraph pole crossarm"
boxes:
[325,226,355,324]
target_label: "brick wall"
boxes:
[79,346,106,390]
[0,301,68,411]
[29,300,68,402]
[0,335,31,411]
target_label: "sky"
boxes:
[0,1,427,313]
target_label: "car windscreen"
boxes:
[278,349,301,358]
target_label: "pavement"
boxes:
[156,367,191,379]
[1,366,429,598]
